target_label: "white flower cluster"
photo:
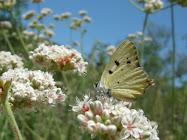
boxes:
[72,95,159,140]
[0,0,16,10]
[41,8,52,16]
[167,0,187,7]
[0,51,24,75]
[22,10,35,20]
[106,45,116,56]
[127,31,153,43]
[29,44,88,74]
[135,0,163,13]
[0,21,12,29]
[0,68,66,113]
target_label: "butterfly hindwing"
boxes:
[100,40,153,100]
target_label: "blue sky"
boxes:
[23,0,187,54]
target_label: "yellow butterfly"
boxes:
[94,40,154,102]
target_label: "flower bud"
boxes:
[85,111,93,120]
[87,121,97,133]
[77,114,88,127]
[95,115,102,122]
[106,125,117,136]
[81,104,89,112]
[99,124,107,134]
[102,109,110,121]
[105,120,111,125]
[93,101,103,115]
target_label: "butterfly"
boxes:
[94,40,154,102]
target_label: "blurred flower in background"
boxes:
[0,51,24,75]
[106,45,116,56]
[0,21,12,29]
[167,0,187,7]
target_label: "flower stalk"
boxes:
[0,79,23,140]
[171,1,176,132]
[140,13,149,65]
[2,30,15,54]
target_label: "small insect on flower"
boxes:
[94,40,154,102]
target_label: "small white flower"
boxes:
[0,21,12,29]
[120,109,144,139]
[78,10,87,16]
[72,94,92,112]
[0,51,23,75]
[41,8,52,16]
[22,10,35,20]
[106,45,116,56]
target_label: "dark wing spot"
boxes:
[114,60,120,66]
[117,82,119,83]
[109,70,113,74]
[127,57,129,59]
[127,61,131,64]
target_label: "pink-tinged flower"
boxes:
[77,114,88,127]
[72,94,91,112]
[120,109,144,139]
[93,101,103,115]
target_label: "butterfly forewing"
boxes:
[100,40,153,100]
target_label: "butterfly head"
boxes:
[93,82,111,97]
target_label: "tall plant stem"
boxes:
[128,0,144,11]
[70,29,73,46]
[11,10,30,57]
[0,98,23,140]
[2,30,15,54]
[80,32,84,58]
[51,109,64,140]
[182,83,187,139]
[171,2,176,132]
[140,13,149,66]
[19,115,44,140]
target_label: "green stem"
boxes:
[51,109,64,140]
[140,13,149,66]
[61,72,71,93]
[0,99,23,140]
[2,30,15,54]
[171,2,176,132]
[70,29,73,47]
[0,118,8,139]
[182,83,187,139]
[80,32,84,58]
[152,3,177,13]
[11,9,30,57]
[128,0,144,12]
[19,115,44,140]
